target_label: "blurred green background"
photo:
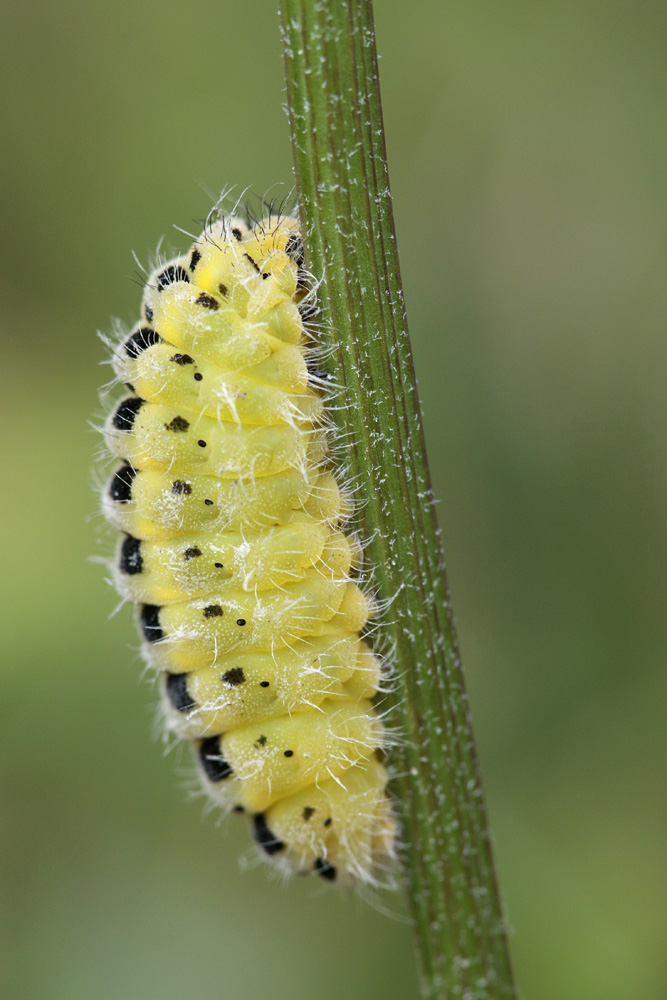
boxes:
[2,1,665,997]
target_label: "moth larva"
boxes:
[100,210,396,885]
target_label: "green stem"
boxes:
[279,2,517,998]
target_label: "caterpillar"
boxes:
[100,207,396,886]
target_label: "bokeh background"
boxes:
[2,2,665,998]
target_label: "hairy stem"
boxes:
[279,2,517,998]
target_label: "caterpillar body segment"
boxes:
[198,700,385,814]
[114,333,311,415]
[104,399,326,478]
[113,515,345,604]
[138,581,373,675]
[103,465,345,540]
[160,635,379,739]
[101,213,395,886]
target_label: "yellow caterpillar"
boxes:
[101,211,396,885]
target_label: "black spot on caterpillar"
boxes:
[284,233,304,268]
[195,292,219,311]
[109,462,136,503]
[171,480,191,495]
[244,252,261,274]
[203,604,223,619]
[163,415,190,432]
[139,604,163,644]
[253,813,286,856]
[112,396,144,432]
[314,857,337,882]
[222,667,246,687]
[124,327,161,359]
[199,736,233,782]
[156,264,189,289]
[165,673,196,713]
[119,535,143,575]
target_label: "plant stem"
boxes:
[279,2,517,998]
